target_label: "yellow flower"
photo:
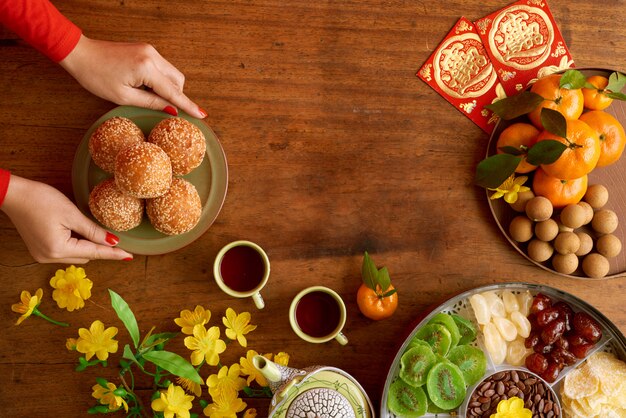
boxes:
[92,382,128,412]
[202,391,246,418]
[243,408,257,418]
[11,288,43,325]
[151,384,194,418]
[239,350,268,386]
[490,397,532,418]
[175,305,212,335]
[222,308,257,347]
[206,364,246,399]
[488,175,530,204]
[49,265,93,311]
[176,376,202,397]
[66,338,77,351]
[184,324,226,366]
[273,352,290,366]
[76,320,119,361]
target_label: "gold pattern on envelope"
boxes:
[420,64,433,82]
[475,18,491,36]
[455,20,472,34]
[488,5,554,70]
[433,33,497,99]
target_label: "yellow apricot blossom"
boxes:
[50,265,93,311]
[184,324,226,366]
[175,305,212,335]
[206,364,246,399]
[76,320,119,361]
[151,384,194,418]
[222,308,257,347]
[92,382,128,412]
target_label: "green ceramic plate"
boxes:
[72,106,228,255]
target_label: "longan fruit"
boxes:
[560,204,586,229]
[596,234,622,258]
[554,231,581,255]
[525,196,553,222]
[575,232,594,257]
[591,209,618,234]
[584,184,609,209]
[577,201,594,225]
[582,253,610,278]
[509,216,534,243]
[527,239,554,262]
[552,253,579,275]
[535,219,559,242]
[510,190,535,212]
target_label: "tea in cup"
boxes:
[213,240,270,309]
[289,286,348,345]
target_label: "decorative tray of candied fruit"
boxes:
[380,283,626,418]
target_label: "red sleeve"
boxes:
[0,169,10,208]
[0,0,82,62]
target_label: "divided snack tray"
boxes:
[380,282,626,417]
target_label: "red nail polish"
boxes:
[163,105,178,116]
[198,108,208,118]
[105,232,119,246]
[123,257,133,261]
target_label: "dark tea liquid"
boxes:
[295,291,341,338]
[220,245,266,292]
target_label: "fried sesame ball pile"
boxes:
[87,116,205,235]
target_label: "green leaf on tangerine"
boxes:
[475,154,521,189]
[498,146,524,156]
[526,140,567,165]
[541,108,567,139]
[606,71,626,94]
[143,350,202,384]
[559,69,588,89]
[485,91,544,120]
[109,289,140,349]
[383,289,397,297]
[606,91,626,101]
[361,252,378,290]
[377,266,391,292]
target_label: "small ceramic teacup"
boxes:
[289,286,348,345]
[213,240,270,309]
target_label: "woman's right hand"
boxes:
[1,175,133,264]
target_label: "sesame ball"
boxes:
[89,178,144,231]
[115,142,172,198]
[89,117,145,173]
[148,117,206,175]
[146,177,202,235]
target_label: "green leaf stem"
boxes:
[109,289,140,349]
[142,350,202,384]
[484,91,544,120]
[475,154,521,189]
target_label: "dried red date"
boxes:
[525,353,548,374]
[572,312,602,344]
[536,307,560,327]
[554,336,569,350]
[570,343,595,359]
[530,293,552,314]
[541,361,562,383]
[533,340,553,354]
[541,318,566,345]
[551,347,577,366]
[567,333,588,347]
[525,331,540,349]
[554,301,574,331]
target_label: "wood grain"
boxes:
[1,0,625,416]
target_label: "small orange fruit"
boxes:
[528,74,584,129]
[536,119,600,180]
[496,123,540,173]
[357,283,398,320]
[579,110,626,167]
[581,75,613,110]
[532,168,588,209]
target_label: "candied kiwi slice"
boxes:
[426,389,451,414]
[414,324,452,357]
[387,378,428,417]
[429,313,461,349]
[406,337,431,353]
[446,345,487,386]
[450,313,477,345]
[399,344,437,387]
[426,362,466,410]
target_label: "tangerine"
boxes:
[357,283,398,320]
[536,118,600,180]
[532,168,588,209]
[581,75,613,110]
[579,110,626,167]
[496,123,540,173]
[528,74,584,129]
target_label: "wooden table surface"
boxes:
[1,0,625,416]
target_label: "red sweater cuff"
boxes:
[0,169,11,208]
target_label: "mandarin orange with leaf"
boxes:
[532,168,588,209]
[582,75,613,110]
[528,74,584,129]
[496,123,540,173]
[579,110,626,167]
[536,118,600,180]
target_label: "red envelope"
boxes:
[474,0,575,96]
[417,17,502,134]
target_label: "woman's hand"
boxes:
[1,175,133,264]
[60,35,206,119]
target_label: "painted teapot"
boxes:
[252,355,374,418]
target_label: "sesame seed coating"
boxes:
[146,177,202,235]
[89,178,144,231]
[148,117,206,175]
[89,116,145,173]
[115,142,173,198]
